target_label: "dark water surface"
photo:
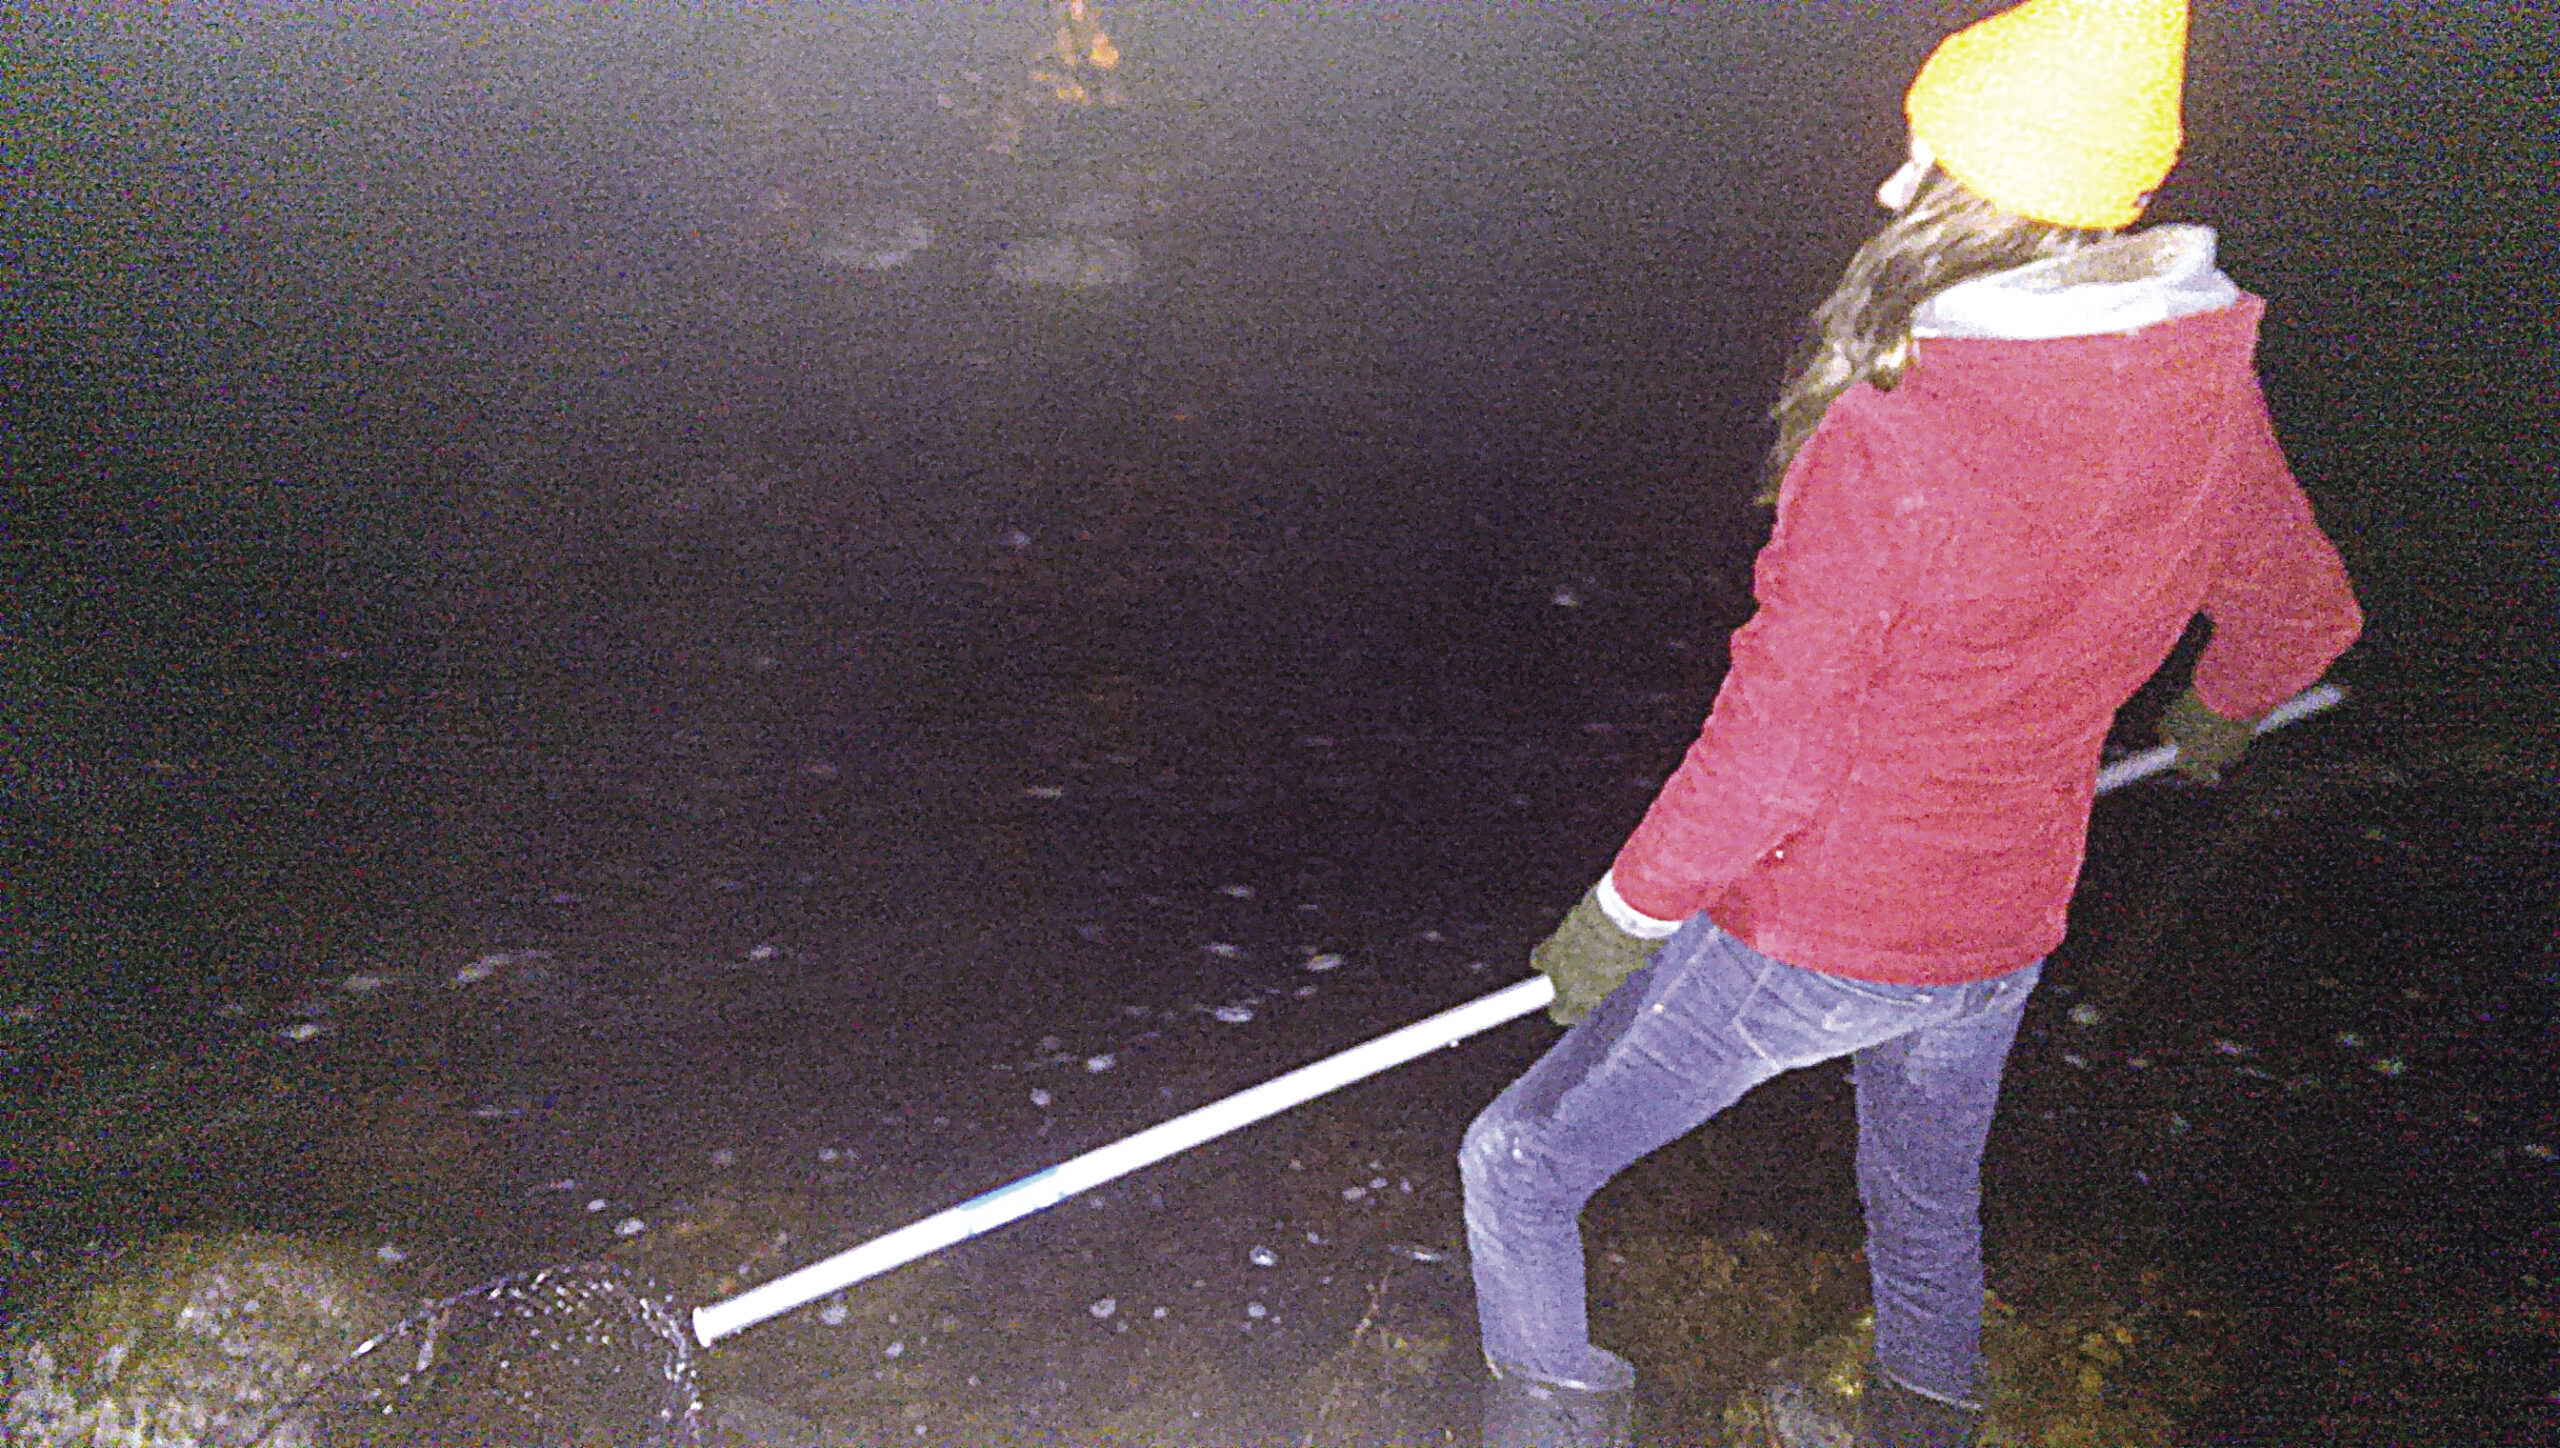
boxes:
[8,4,2550,1443]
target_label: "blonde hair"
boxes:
[1757,165,2108,503]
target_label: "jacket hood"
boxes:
[1912,223,2238,341]
[1876,224,2267,545]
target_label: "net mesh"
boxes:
[251,1263,699,1448]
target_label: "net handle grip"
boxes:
[692,679,2345,1346]
[2095,681,2344,792]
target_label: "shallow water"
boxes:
[9,5,2551,1444]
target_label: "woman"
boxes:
[1460,3,2361,1446]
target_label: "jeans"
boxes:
[1461,920,2040,1406]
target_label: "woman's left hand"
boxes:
[2159,687,2263,784]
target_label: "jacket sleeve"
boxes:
[2191,382,2364,718]
[1609,403,1941,922]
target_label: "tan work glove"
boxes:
[1530,887,1663,1027]
[2159,687,2265,785]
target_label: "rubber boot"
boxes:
[1481,1347,1636,1448]
[1857,1365,1982,1448]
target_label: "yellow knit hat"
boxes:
[1905,0,2188,230]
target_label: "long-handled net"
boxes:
[230,685,2341,1446]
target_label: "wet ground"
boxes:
[8,6,2554,1445]
[13,419,2553,1443]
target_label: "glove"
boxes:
[1530,887,1663,1027]
[2159,687,2263,785]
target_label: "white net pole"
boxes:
[693,976,1553,1343]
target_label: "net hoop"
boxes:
[247,1261,701,1448]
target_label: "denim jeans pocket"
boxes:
[1730,959,1939,1069]
[1955,961,2043,1020]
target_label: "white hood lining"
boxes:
[1912,224,2241,342]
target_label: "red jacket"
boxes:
[1611,243,2361,983]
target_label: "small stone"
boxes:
[1030,1088,1053,1108]
[342,973,388,993]
[375,1244,407,1264]
[586,1199,609,1213]
[820,1299,849,1326]
[884,1340,904,1358]
[1303,953,1344,973]
[614,1217,647,1238]
[455,953,512,984]
[1025,785,1066,799]
[748,943,780,961]
[1248,1246,1277,1267]
[1084,1054,1116,1073]
[1213,1005,1255,1024]
[1246,1302,1268,1319]
[1220,884,1255,898]
[1342,1186,1368,1201]
[1089,1297,1117,1320]
[2068,1003,2104,1026]
[280,1022,325,1042]
[710,1148,737,1167]
[1206,942,1242,957]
